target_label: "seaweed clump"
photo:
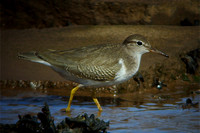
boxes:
[0,103,109,133]
[57,113,109,133]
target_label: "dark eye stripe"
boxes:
[137,41,143,45]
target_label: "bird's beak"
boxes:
[149,47,169,58]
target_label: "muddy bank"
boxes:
[1,25,200,90]
[1,0,200,29]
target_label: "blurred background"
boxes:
[1,0,200,29]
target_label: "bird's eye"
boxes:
[137,41,143,46]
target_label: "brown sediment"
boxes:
[1,25,200,93]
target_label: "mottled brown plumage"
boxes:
[38,44,123,82]
[18,34,168,111]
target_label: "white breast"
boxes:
[133,54,141,74]
[114,58,127,81]
[114,54,142,83]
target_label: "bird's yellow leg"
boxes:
[66,85,82,112]
[93,97,103,111]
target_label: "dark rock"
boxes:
[15,103,56,133]
[181,98,199,109]
[16,114,40,133]
[0,124,17,133]
[180,18,193,26]
[181,48,200,74]
[0,103,109,133]
[57,113,109,133]
[37,103,56,133]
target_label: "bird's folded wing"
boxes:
[65,63,121,81]
[37,46,122,81]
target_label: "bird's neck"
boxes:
[125,51,143,75]
[132,53,142,74]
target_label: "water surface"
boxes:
[0,81,199,132]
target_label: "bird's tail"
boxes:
[18,51,42,62]
[18,51,51,66]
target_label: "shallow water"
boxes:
[0,81,200,132]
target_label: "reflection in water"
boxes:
[0,82,199,132]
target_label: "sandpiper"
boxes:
[18,34,168,112]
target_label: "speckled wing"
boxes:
[65,63,120,81]
[37,44,122,81]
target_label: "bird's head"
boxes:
[123,34,169,57]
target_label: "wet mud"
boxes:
[0,80,199,132]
